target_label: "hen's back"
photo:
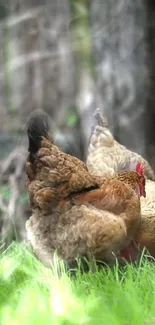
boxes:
[26,110,101,213]
[87,108,155,180]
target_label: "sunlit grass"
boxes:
[0,243,155,325]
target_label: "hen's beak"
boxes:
[142,190,146,198]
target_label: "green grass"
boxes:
[0,243,155,325]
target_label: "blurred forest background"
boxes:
[0,0,155,249]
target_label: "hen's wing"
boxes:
[87,108,155,180]
[72,178,141,240]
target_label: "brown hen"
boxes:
[26,111,145,267]
[87,108,155,258]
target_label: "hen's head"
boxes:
[135,162,146,198]
[117,162,146,197]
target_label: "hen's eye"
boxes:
[135,186,140,196]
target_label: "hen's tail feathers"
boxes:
[93,108,108,128]
[89,108,114,149]
[86,108,116,177]
[27,110,51,156]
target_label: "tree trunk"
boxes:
[89,0,152,161]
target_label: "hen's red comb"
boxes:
[136,162,144,175]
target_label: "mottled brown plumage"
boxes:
[26,111,145,267]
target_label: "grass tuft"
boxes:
[0,243,155,325]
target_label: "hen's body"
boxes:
[26,111,142,267]
[87,108,155,180]
[87,109,155,258]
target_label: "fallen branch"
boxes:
[0,146,30,249]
